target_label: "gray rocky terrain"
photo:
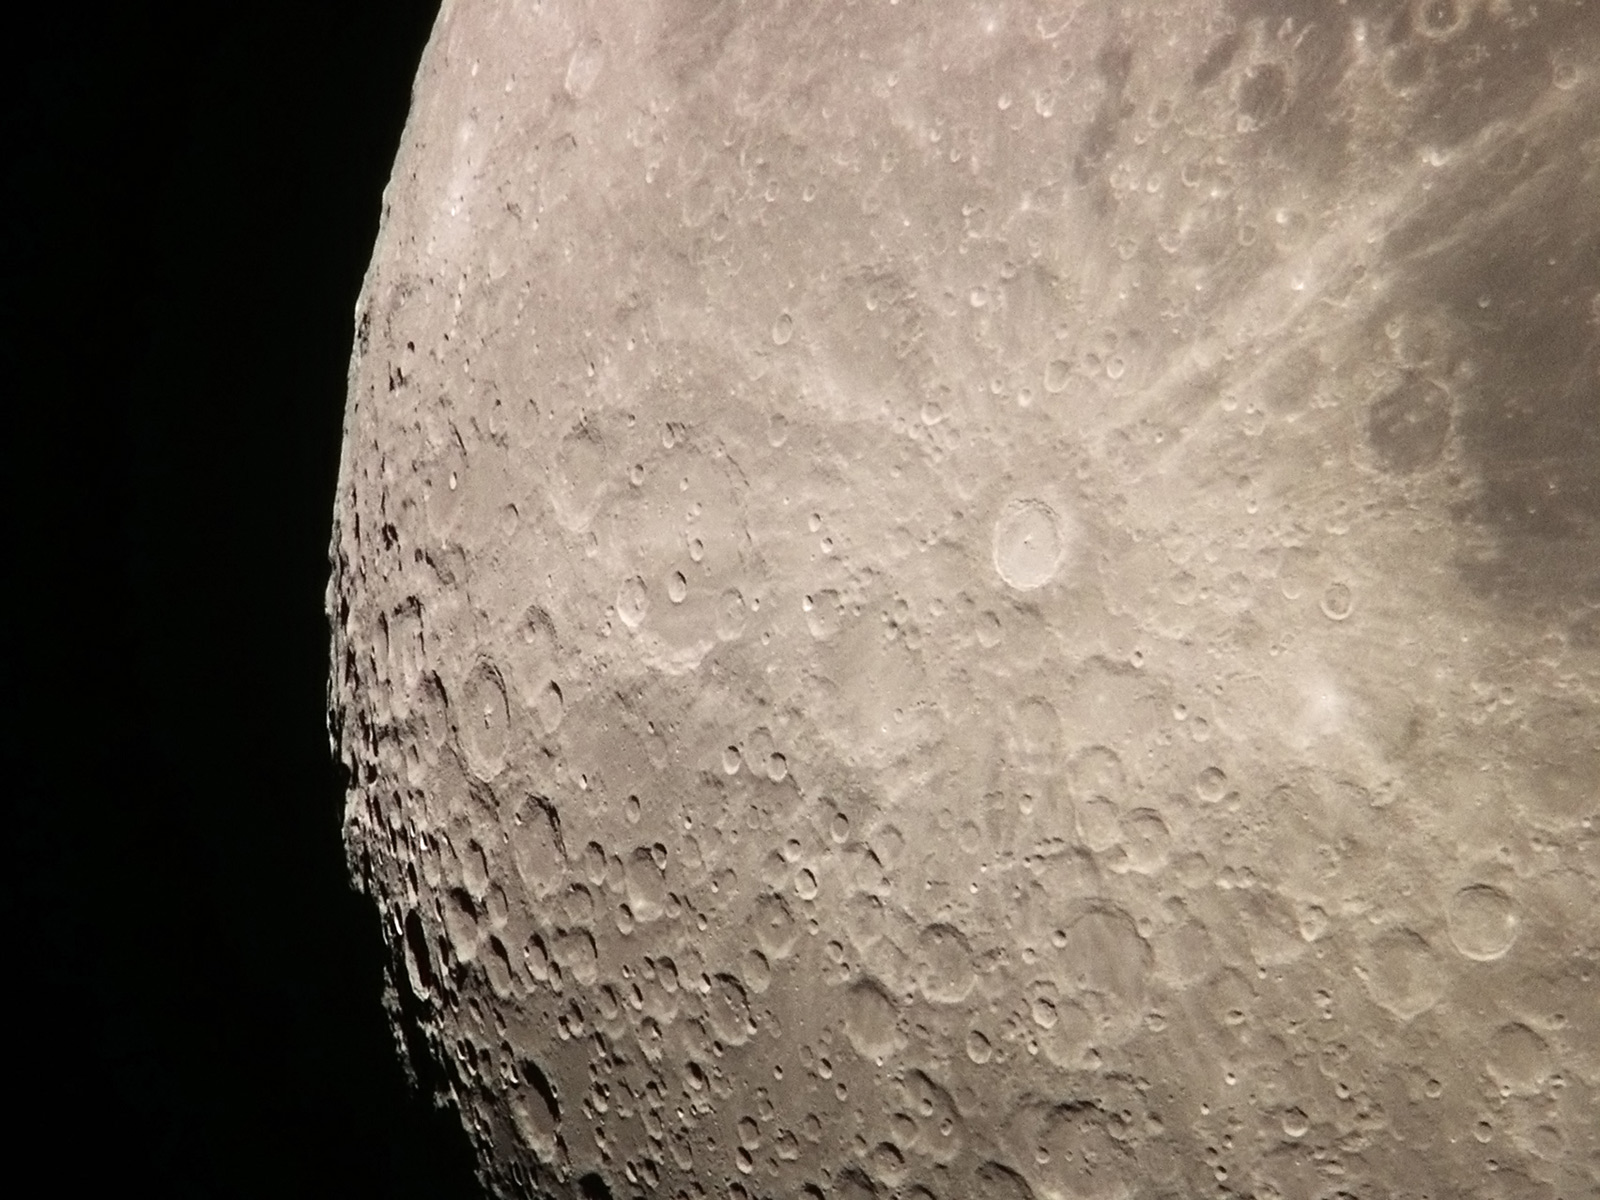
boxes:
[328,3,1599,1197]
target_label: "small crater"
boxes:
[993,500,1066,590]
[1447,884,1519,960]
[403,909,436,998]
[916,923,976,1004]
[1044,359,1072,393]
[1368,375,1452,472]
[716,589,747,640]
[1412,0,1467,39]
[742,949,772,994]
[617,575,649,629]
[625,847,669,923]
[804,589,843,640]
[564,39,605,101]
[484,935,514,998]
[1363,928,1445,1019]
[965,1029,993,1063]
[844,977,902,1061]
[1320,582,1354,621]
[707,974,756,1045]
[1486,1022,1552,1095]
[1236,63,1289,128]
[1075,794,1122,852]
[1120,809,1171,873]
[508,797,566,900]
[442,887,481,961]
[1196,766,1228,803]
[535,680,564,735]
[1067,745,1126,802]
[458,659,510,780]
[511,1059,560,1153]
[1054,905,1151,1008]
[755,892,800,959]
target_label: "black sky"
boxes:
[7,2,485,1194]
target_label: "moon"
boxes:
[328,3,1599,1198]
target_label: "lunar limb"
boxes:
[328,3,1599,1198]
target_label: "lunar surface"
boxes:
[327,2,1600,1198]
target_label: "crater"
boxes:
[993,500,1068,590]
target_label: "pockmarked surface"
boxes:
[328,3,1599,1197]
